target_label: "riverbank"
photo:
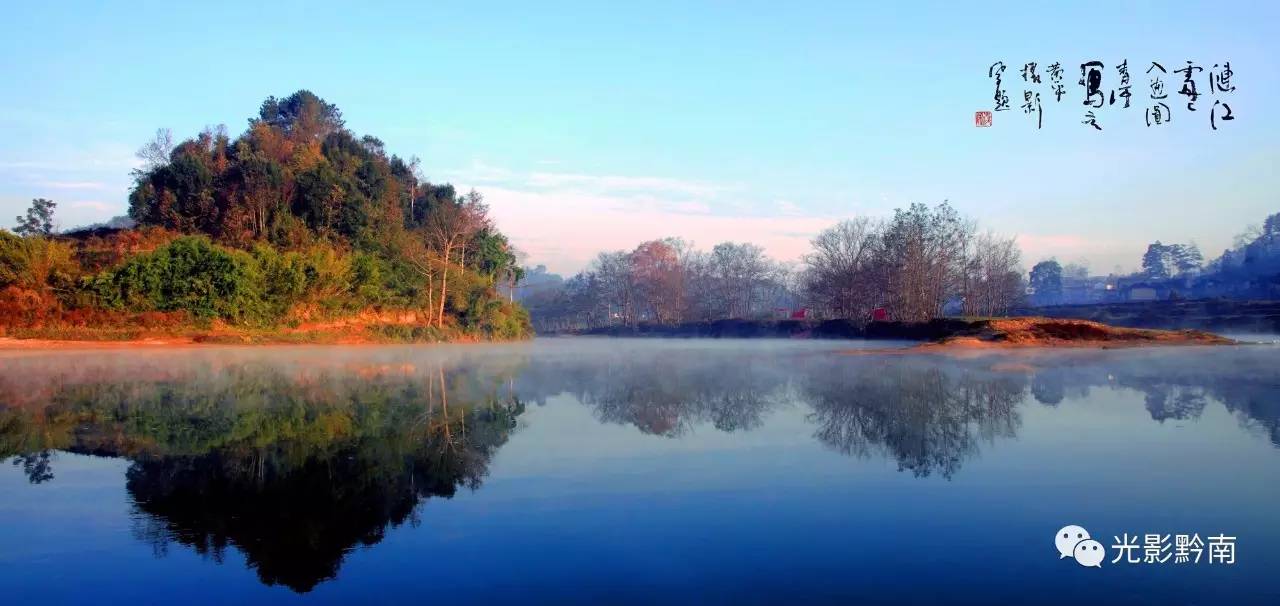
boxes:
[0,316,1233,350]
[0,321,520,349]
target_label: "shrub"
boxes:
[0,232,79,293]
[88,236,269,324]
[351,252,387,304]
[0,232,80,322]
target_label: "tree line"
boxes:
[1026,210,1279,304]
[1,91,530,339]
[524,201,1025,331]
[524,238,794,331]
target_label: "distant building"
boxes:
[775,307,809,320]
[1127,284,1159,301]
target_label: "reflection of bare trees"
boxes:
[562,353,787,437]
[803,362,1024,479]
[509,346,1280,472]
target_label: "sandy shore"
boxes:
[840,317,1235,355]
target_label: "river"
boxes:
[1,339,1277,604]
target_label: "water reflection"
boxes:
[801,361,1024,478]
[1016,349,1280,445]
[0,358,523,592]
[1,343,1278,592]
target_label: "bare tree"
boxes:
[592,250,637,326]
[421,189,489,327]
[708,242,771,318]
[878,202,974,322]
[961,232,1024,317]
[135,128,174,173]
[802,217,883,320]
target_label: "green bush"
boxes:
[351,252,388,305]
[88,236,269,324]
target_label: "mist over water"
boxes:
[1,339,1278,604]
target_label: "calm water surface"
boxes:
[1,338,1278,605]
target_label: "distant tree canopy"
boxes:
[1142,241,1203,278]
[1204,210,1280,293]
[525,201,1025,331]
[803,203,1023,322]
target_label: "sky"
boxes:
[1,1,1276,276]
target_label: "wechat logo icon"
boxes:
[1056,525,1105,568]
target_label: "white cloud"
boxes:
[68,200,116,213]
[524,172,730,198]
[39,180,109,190]
[0,142,141,174]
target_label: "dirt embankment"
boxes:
[0,309,489,349]
[919,317,1233,350]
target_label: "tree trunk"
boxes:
[437,245,451,327]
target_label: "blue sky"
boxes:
[1,1,1276,274]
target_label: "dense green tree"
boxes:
[254,90,345,141]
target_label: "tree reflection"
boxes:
[1023,349,1280,445]
[801,361,1024,478]
[0,360,522,593]
[10,450,54,483]
[527,351,787,437]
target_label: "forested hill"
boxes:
[0,90,530,341]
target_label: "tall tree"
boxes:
[708,242,770,318]
[1141,242,1171,279]
[14,198,56,237]
[1028,260,1062,305]
[1264,212,1280,238]
[421,190,489,326]
[962,233,1023,316]
[803,217,882,319]
[630,239,685,324]
[1170,243,1203,275]
[591,251,637,326]
[878,202,973,322]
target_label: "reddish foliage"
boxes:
[0,286,51,327]
[72,226,182,272]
